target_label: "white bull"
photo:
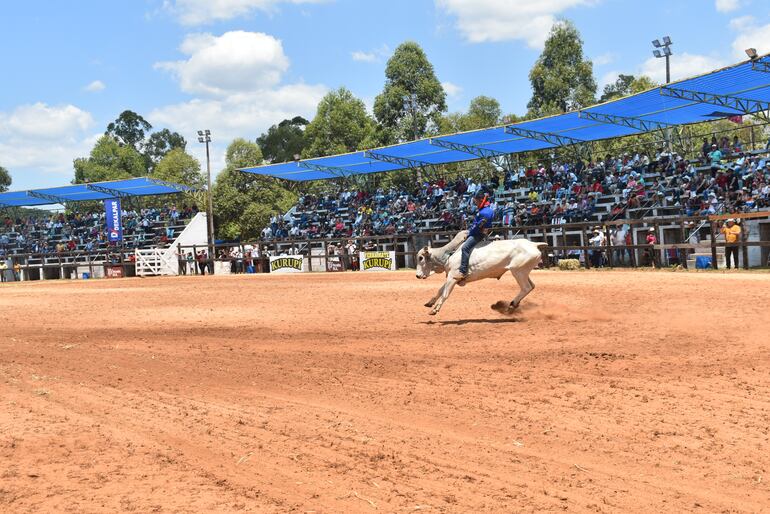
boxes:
[415,230,546,315]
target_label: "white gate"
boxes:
[135,248,178,276]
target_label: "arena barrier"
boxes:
[177,211,770,274]
[5,212,769,282]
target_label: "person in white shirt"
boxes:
[589,229,606,267]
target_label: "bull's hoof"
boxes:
[429,309,439,316]
[424,301,435,308]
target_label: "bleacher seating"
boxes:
[261,144,770,241]
[0,205,198,257]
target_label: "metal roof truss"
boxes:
[429,138,508,159]
[578,111,674,133]
[86,183,131,198]
[504,126,585,147]
[27,191,68,204]
[751,60,770,73]
[364,150,433,170]
[297,161,353,178]
[659,86,770,116]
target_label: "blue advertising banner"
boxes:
[105,198,123,242]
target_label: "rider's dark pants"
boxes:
[459,234,480,275]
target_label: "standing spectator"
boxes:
[346,240,358,270]
[589,228,606,267]
[197,250,208,275]
[186,252,195,274]
[720,218,741,269]
[645,228,658,268]
[0,260,7,282]
[177,248,187,275]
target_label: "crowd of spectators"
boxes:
[261,135,770,241]
[0,205,197,257]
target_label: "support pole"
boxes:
[581,225,591,269]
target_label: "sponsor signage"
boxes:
[359,251,396,271]
[104,198,123,242]
[269,255,305,273]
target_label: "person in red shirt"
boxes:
[645,228,658,268]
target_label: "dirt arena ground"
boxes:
[1,270,769,513]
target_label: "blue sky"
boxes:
[2,0,770,190]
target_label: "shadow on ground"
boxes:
[420,318,521,326]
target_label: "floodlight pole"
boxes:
[652,37,673,151]
[198,129,214,271]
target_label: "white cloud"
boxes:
[640,52,726,83]
[730,16,770,59]
[0,103,94,140]
[150,84,327,173]
[149,84,327,145]
[435,0,597,48]
[593,52,616,66]
[598,70,620,91]
[156,31,289,96]
[153,30,328,171]
[164,0,327,25]
[0,103,97,178]
[351,50,376,62]
[441,81,463,98]
[84,80,106,92]
[716,0,740,13]
[350,44,391,63]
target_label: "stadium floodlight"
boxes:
[197,128,215,273]
[746,48,758,60]
[652,35,673,84]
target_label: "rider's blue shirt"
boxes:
[469,205,494,238]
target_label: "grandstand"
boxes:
[0,177,207,280]
[233,56,770,271]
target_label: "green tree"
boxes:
[212,138,297,240]
[73,135,146,183]
[373,41,447,143]
[151,148,204,189]
[105,110,153,151]
[599,74,657,102]
[257,116,309,163]
[527,21,597,117]
[439,95,503,134]
[303,88,375,158]
[467,96,502,127]
[0,165,11,192]
[144,128,187,169]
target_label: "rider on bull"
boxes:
[458,189,494,281]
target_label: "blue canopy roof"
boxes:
[0,177,193,208]
[240,54,770,181]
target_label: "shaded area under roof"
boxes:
[0,177,193,208]
[240,54,770,181]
